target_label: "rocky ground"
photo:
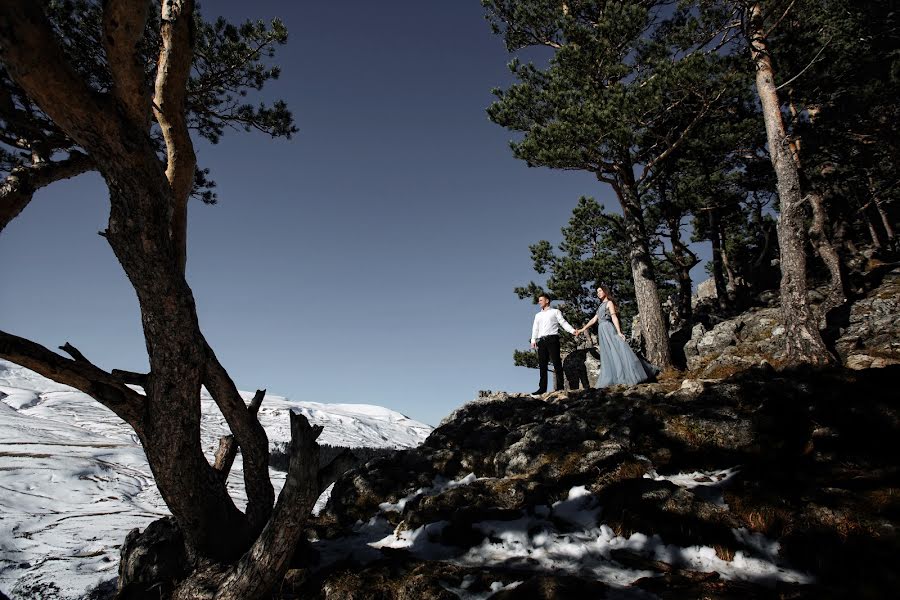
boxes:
[682,265,900,378]
[286,363,897,599]
[272,268,900,599]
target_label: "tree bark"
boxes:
[867,175,894,252]
[154,0,197,274]
[746,2,833,365]
[1,2,340,597]
[613,168,672,369]
[708,206,731,311]
[808,191,847,308]
[875,199,895,249]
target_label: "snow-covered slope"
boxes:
[0,359,431,599]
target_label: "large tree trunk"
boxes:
[615,169,672,369]
[747,2,833,365]
[111,177,251,561]
[0,2,334,597]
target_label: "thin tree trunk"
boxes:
[721,243,738,296]
[875,200,895,247]
[747,2,833,365]
[808,191,847,307]
[787,99,847,307]
[614,169,672,369]
[868,175,895,250]
[666,215,696,323]
[862,202,885,251]
[708,207,731,310]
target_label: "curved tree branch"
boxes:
[203,346,274,535]
[0,151,95,234]
[153,0,197,273]
[212,388,266,480]
[0,1,125,158]
[211,411,322,600]
[0,330,146,434]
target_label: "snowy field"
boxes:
[0,359,431,600]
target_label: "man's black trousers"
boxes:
[537,334,564,392]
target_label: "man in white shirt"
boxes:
[530,294,576,395]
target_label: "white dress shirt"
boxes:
[531,307,576,344]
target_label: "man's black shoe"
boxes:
[531,390,546,396]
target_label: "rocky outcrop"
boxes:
[299,365,900,599]
[830,266,900,369]
[682,306,784,376]
[683,266,900,376]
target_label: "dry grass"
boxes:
[713,544,735,561]
[725,493,792,538]
[864,487,900,512]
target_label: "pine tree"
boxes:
[0,2,342,597]
[514,197,635,368]
[483,0,744,368]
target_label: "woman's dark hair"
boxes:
[597,284,616,305]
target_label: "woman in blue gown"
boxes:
[575,285,659,387]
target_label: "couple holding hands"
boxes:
[530,285,658,395]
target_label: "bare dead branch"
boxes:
[775,36,832,92]
[212,411,322,600]
[110,368,149,387]
[211,389,266,481]
[0,330,145,434]
[765,0,797,37]
[318,449,356,494]
[103,0,152,127]
[214,434,237,474]
[59,342,91,364]
[203,349,274,534]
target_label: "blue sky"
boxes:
[1,1,708,426]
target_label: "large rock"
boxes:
[682,307,782,375]
[831,267,900,369]
[693,277,718,307]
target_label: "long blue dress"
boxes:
[595,300,659,388]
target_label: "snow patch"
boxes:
[0,359,430,599]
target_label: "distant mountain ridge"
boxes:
[0,359,431,600]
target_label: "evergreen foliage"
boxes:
[269,442,395,473]
[513,197,637,367]
[0,0,296,206]
[490,0,897,368]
